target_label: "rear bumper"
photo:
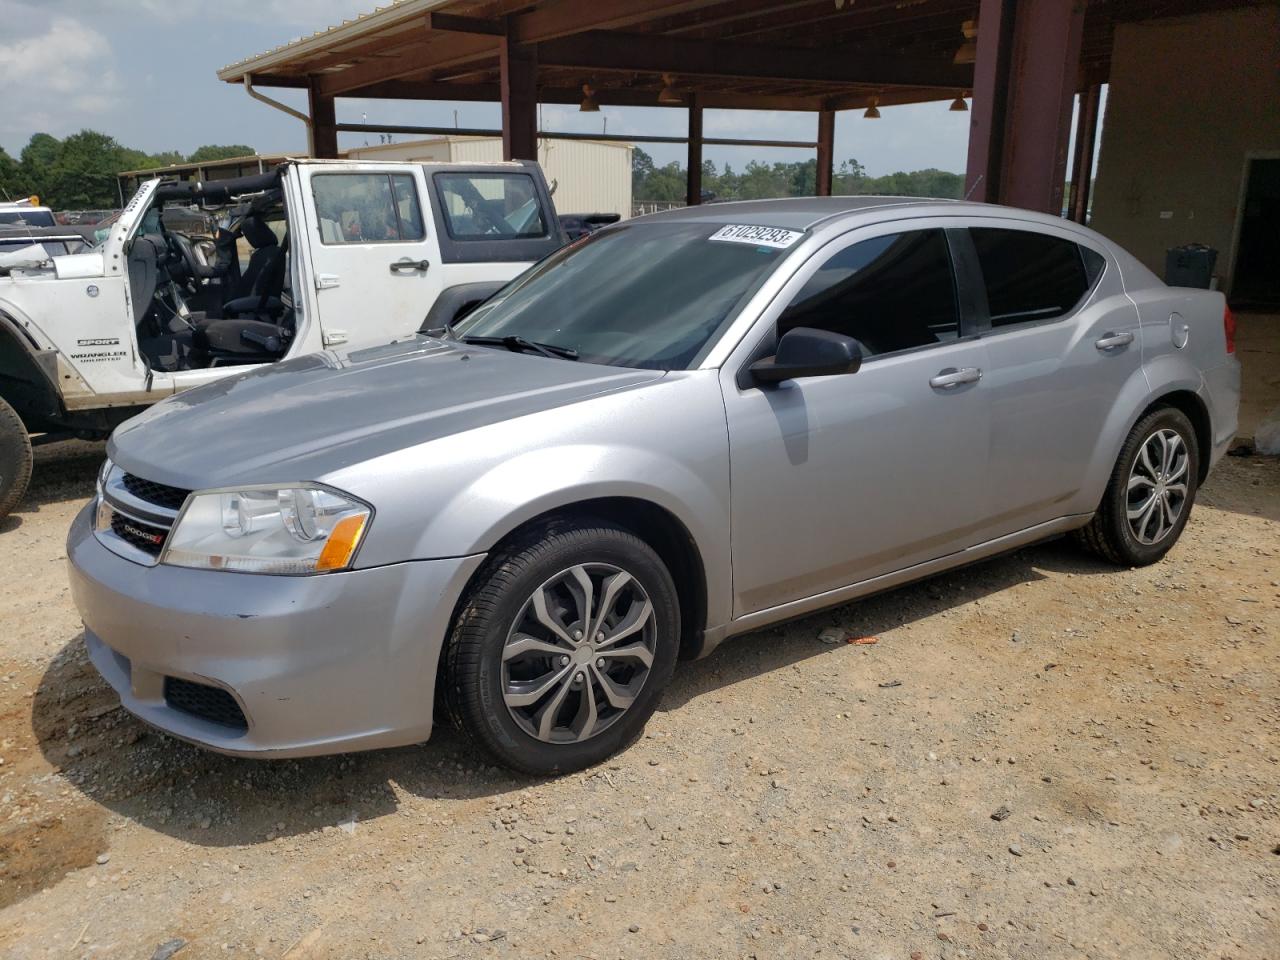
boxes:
[1200,357,1242,470]
[67,504,484,758]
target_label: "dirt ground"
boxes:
[0,441,1276,960]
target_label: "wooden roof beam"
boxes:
[536,30,973,88]
[338,77,832,112]
[318,32,500,95]
[508,0,729,44]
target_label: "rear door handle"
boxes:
[390,258,430,273]
[1095,331,1134,350]
[929,366,982,389]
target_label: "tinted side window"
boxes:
[435,173,546,239]
[971,228,1091,327]
[312,173,425,244]
[778,230,959,357]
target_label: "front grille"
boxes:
[163,677,248,731]
[109,511,169,557]
[121,473,191,512]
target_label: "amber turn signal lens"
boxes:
[315,513,367,571]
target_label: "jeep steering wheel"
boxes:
[167,232,203,285]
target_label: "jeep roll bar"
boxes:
[153,168,283,205]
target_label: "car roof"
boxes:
[633,196,1081,234]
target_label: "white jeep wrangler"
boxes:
[0,158,564,519]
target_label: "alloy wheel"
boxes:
[1126,427,1190,545]
[501,563,657,744]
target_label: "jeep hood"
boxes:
[108,337,665,490]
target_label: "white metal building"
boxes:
[344,136,633,220]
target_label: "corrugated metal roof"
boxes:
[217,0,456,82]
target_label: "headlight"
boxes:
[162,485,371,575]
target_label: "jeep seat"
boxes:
[221,215,286,320]
[193,215,291,363]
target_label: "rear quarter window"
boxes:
[971,227,1099,327]
[434,173,547,239]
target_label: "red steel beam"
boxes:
[1001,0,1086,213]
[687,93,703,206]
[308,81,338,158]
[964,0,1016,204]
[816,108,835,197]
[500,29,538,161]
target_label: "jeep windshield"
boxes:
[452,220,802,370]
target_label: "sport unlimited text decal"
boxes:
[70,336,126,363]
[708,224,804,249]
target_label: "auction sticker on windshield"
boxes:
[708,224,804,249]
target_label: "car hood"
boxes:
[109,337,665,490]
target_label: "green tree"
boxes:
[188,144,256,163]
[0,146,25,200]
[44,130,131,209]
[19,133,61,199]
[631,147,657,196]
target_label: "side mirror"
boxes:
[749,327,863,384]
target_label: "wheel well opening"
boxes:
[475,498,709,661]
[0,315,63,431]
[1144,390,1212,483]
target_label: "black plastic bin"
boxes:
[1164,244,1217,288]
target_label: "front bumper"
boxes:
[66,504,484,758]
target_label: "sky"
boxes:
[0,0,977,177]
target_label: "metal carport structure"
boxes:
[216,0,1270,220]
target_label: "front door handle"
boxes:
[929,366,982,389]
[1095,331,1134,350]
[390,258,430,273]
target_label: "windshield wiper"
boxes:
[461,335,579,361]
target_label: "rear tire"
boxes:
[0,397,33,523]
[442,520,680,776]
[1075,406,1199,567]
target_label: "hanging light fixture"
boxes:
[863,97,881,119]
[657,73,682,104]
[579,82,599,113]
[953,20,978,65]
[949,91,969,112]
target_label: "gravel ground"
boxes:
[1,440,1277,960]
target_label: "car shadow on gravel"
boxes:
[30,635,531,849]
[30,536,1115,849]
[658,536,1116,712]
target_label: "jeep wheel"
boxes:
[0,396,33,524]
[442,521,680,776]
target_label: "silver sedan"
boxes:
[68,198,1241,774]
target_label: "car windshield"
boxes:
[0,209,55,227]
[452,220,801,370]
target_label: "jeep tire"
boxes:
[0,396,33,523]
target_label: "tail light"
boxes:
[1223,305,1236,355]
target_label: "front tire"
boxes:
[1075,406,1200,566]
[0,397,33,523]
[442,520,680,776]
